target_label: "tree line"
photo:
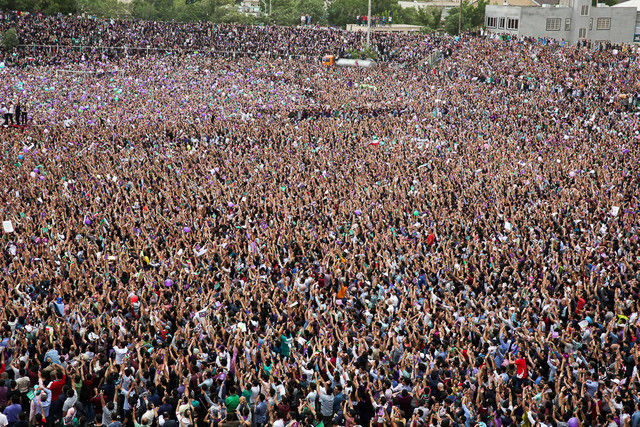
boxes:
[0,0,488,34]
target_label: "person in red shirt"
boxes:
[47,365,67,402]
[426,232,436,248]
[91,391,109,422]
[514,358,527,380]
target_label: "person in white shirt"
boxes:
[62,388,78,413]
[113,344,129,364]
[0,104,7,125]
[7,103,14,125]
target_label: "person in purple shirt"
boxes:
[3,396,22,423]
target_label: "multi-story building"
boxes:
[484,0,637,44]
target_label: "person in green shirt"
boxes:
[237,373,254,404]
[263,358,273,377]
[225,385,241,416]
[280,328,293,358]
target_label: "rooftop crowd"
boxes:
[1,11,640,427]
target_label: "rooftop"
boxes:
[611,0,640,8]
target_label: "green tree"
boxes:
[413,6,442,29]
[56,0,78,13]
[77,0,130,17]
[443,0,486,34]
[394,7,418,25]
[37,0,78,14]
[328,0,428,27]
[217,6,256,23]
[178,0,231,21]
[296,0,325,24]
[327,0,365,27]
[0,0,76,12]
[176,0,208,20]
[152,0,174,19]
[265,0,299,25]
[1,27,19,51]
[260,0,324,26]
[131,0,157,19]
[371,0,399,16]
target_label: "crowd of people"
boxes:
[0,10,640,427]
[354,16,392,27]
[1,101,28,126]
[0,11,443,66]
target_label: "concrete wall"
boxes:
[568,0,590,43]
[588,7,636,43]
[485,5,523,35]
[521,6,572,40]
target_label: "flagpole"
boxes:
[367,0,372,46]
[458,0,462,35]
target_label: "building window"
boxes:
[565,18,571,31]
[579,27,587,38]
[486,16,498,28]
[546,18,561,31]
[596,17,611,30]
[507,18,519,30]
[498,17,505,28]
[581,5,589,15]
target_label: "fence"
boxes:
[418,50,442,68]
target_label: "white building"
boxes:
[485,0,637,44]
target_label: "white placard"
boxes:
[2,220,14,233]
[578,320,589,330]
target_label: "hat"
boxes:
[130,295,139,304]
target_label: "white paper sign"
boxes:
[2,220,14,233]
[504,222,512,232]
[194,248,208,257]
[611,206,620,217]
[578,320,589,330]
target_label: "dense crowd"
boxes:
[0,11,444,66]
[1,12,640,427]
